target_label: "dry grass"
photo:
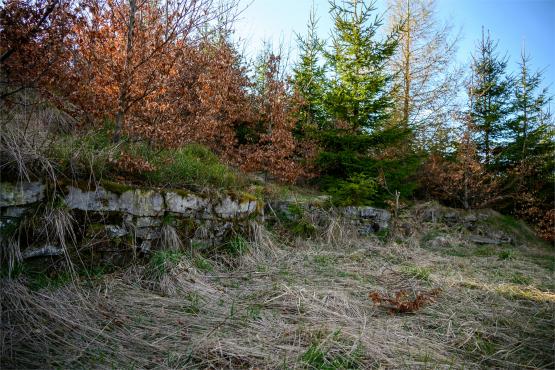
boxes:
[0,93,75,183]
[1,218,554,369]
[160,224,184,251]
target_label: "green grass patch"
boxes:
[527,254,555,271]
[474,334,497,356]
[224,235,249,256]
[49,122,246,190]
[148,250,185,278]
[193,255,213,272]
[401,265,432,281]
[473,245,498,257]
[27,270,73,291]
[482,213,546,247]
[375,228,389,242]
[498,249,516,260]
[274,204,317,237]
[49,123,115,179]
[510,272,532,285]
[143,144,243,189]
[300,331,363,370]
[420,229,444,245]
[183,292,202,315]
[313,255,336,268]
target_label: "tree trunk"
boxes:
[402,0,411,128]
[114,0,137,143]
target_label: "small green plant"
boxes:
[474,334,497,356]
[0,261,25,279]
[473,245,497,257]
[420,229,443,245]
[246,304,262,320]
[401,265,432,281]
[225,235,249,256]
[183,291,202,315]
[375,228,389,242]
[148,250,185,278]
[193,255,213,272]
[498,249,516,260]
[292,219,317,237]
[277,204,317,237]
[161,213,176,226]
[27,270,74,291]
[300,341,362,369]
[314,255,335,268]
[510,272,532,285]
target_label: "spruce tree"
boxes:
[317,0,405,203]
[324,0,396,132]
[502,46,554,229]
[468,28,512,166]
[504,46,553,166]
[292,6,327,134]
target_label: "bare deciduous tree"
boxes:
[387,0,462,152]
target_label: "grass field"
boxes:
[1,212,554,369]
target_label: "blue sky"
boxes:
[234,0,555,93]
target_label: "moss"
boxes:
[170,188,190,198]
[239,191,258,203]
[100,180,135,195]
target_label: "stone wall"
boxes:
[0,181,263,259]
[1,181,391,263]
[268,200,391,235]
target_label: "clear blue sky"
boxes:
[234,0,555,94]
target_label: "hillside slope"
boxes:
[2,204,553,369]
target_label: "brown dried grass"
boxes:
[1,219,553,369]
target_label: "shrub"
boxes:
[327,173,377,206]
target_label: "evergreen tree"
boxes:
[468,28,512,166]
[501,46,554,236]
[503,45,553,166]
[324,0,396,132]
[292,5,327,134]
[317,0,409,204]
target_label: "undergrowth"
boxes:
[29,122,246,190]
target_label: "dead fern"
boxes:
[369,288,441,314]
